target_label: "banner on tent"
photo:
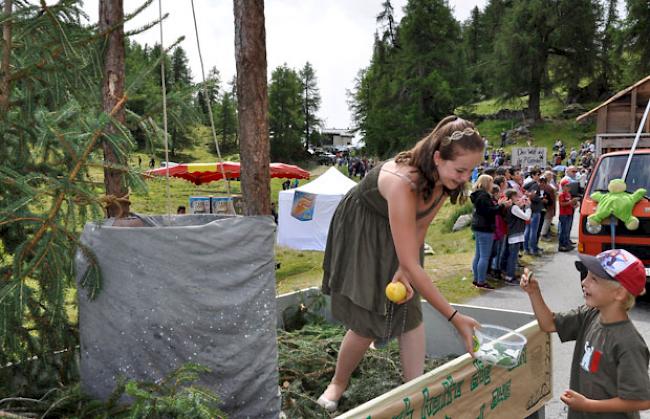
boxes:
[291,191,316,221]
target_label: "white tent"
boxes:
[277,167,357,251]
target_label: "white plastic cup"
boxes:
[474,324,527,368]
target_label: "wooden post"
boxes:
[0,0,12,115]
[99,0,129,218]
[234,0,271,216]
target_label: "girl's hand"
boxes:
[391,268,414,304]
[519,268,540,294]
[450,313,480,355]
[560,389,591,412]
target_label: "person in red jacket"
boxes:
[558,179,579,251]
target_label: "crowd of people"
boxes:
[468,136,599,289]
[470,163,587,289]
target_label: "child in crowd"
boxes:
[503,189,530,285]
[521,249,650,418]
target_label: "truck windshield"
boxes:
[587,154,650,197]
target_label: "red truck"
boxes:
[578,149,650,294]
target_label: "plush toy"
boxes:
[588,179,647,230]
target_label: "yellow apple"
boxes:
[385,282,407,303]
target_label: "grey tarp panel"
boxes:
[76,215,280,418]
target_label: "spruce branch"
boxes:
[18,95,127,274]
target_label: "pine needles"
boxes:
[278,321,454,417]
[0,363,227,418]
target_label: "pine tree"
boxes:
[461,6,484,98]
[376,0,398,47]
[348,0,468,157]
[493,0,599,120]
[550,0,600,103]
[216,91,238,152]
[268,64,304,161]
[0,0,150,392]
[171,46,192,87]
[163,46,199,157]
[624,0,650,80]
[299,62,321,152]
[197,66,221,124]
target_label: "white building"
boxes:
[320,128,354,149]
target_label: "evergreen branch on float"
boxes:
[17,96,127,274]
[38,0,81,61]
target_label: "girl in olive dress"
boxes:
[318,116,484,411]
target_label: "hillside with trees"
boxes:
[349,0,650,158]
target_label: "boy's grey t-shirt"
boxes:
[555,305,650,419]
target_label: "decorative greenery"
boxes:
[0,4,224,414]
[0,1,139,392]
[0,363,226,418]
[278,313,455,417]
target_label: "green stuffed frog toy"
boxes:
[587,178,647,230]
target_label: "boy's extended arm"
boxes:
[520,271,556,332]
[562,389,650,412]
[527,290,556,333]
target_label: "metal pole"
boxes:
[622,99,650,180]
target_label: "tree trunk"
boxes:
[527,63,544,122]
[99,0,129,217]
[0,0,12,115]
[234,0,270,216]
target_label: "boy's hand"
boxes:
[519,268,540,294]
[561,389,591,411]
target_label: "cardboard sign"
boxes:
[338,322,551,419]
[512,147,547,169]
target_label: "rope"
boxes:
[191,0,235,214]
[99,193,131,219]
[158,0,171,217]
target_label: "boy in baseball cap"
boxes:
[521,248,650,417]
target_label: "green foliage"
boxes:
[269,64,306,162]
[623,0,650,80]
[123,41,202,158]
[278,319,454,417]
[196,66,221,124]
[171,46,192,87]
[125,363,226,419]
[215,91,238,153]
[0,0,151,395]
[350,0,470,158]
[351,0,642,149]
[299,61,322,151]
[0,364,226,418]
[493,0,599,120]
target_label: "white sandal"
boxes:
[317,394,339,412]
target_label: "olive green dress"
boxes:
[322,162,444,341]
